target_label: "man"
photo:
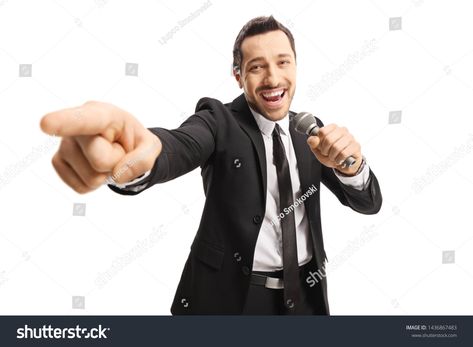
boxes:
[40,16,382,315]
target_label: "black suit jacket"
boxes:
[110,93,382,314]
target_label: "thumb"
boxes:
[307,136,320,151]
[110,140,161,184]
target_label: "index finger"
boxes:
[316,123,337,139]
[39,102,115,138]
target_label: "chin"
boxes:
[246,95,291,121]
[262,107,290,121]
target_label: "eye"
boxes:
[279,60,291,66]
[250,65,262,72]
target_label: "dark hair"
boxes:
[232,16,296,73]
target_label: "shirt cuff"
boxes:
[333,159,370,191]
[106,170,151,192]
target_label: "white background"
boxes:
[1,0,472,314]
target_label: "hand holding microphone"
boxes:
[292,112,362,175]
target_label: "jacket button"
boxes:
[241,266,250,275]
[253,215,262,224]
[233,158,242,168]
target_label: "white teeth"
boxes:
[262,90,284,98]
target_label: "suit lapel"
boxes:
[231,94,267,200]
[231,95,316,206]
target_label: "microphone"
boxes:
[292,112,357,169]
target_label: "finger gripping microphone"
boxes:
[292,112,357,169]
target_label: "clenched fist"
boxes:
[306,124,362,176]
[40,101,162,194]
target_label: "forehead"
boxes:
[240,30,293,62]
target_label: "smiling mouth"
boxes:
[259,88,287,109]
[260,88,285,101]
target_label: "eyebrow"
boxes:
[245,53,293,67]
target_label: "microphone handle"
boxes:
[308,126,357,169]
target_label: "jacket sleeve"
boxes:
[321,165,382,214]
[109,99,217,196]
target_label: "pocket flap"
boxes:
[192,240,224,270]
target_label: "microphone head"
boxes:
[292,112,319,136]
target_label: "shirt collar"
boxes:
[248,106,290,137]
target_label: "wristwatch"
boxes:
[335,156,366,177]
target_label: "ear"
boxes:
[233,68,243,89]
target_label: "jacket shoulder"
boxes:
[195,97,228,113]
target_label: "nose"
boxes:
[263,63,280,87]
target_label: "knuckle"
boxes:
[58,138,73,155]
[340,149,349,158]
[51,153,60,168]
[318,127,329,137]
[125,164,139,180]
[324,134,335,145]
[84,177,104,190]
[112,161,134,182]
[332,143,343,154]
[89,156,111,172]
[51,155,64,176]
[330,148,341,159]
[86,148,112,172]
[75,185,90,194]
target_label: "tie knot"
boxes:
[272,123,281,137]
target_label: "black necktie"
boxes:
[272,123,301,313]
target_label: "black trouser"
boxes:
[242,257,327,315]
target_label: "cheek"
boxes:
[245,73,260,86]
[243,79,257,96]
[287,71,296,84]
[284,67,296,81]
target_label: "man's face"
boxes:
[235,30,296,121]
